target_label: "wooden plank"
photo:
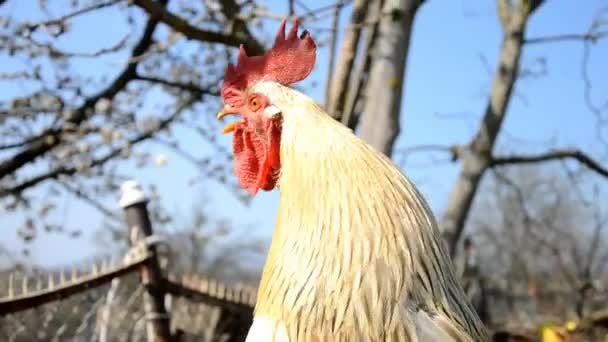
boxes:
[0,257,149,315]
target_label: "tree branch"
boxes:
[323,1,344,107]
[341,2,381,129]
[25,34,130,59]
[131,0,264,55]
[397,144,463,161]
[357,0,424,157]
[300,1,353,19]
[497,0,511,28]
[0,136,41,151]
[440,0,542,256]
[0,97,195,197]
[55,179,121,220]
[324,0,370,118]
[491,149,608,178]
[525,31,608,44]
[134,75,220,96]
[22,0,121,33]
[0,0,168,180]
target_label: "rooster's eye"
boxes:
[249,97,261,111]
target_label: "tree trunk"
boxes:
[358,0,423,157]
[325,0,371,120]
[440,0,543,256]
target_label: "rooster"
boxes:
[216,18,489,342]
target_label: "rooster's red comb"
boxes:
[221,18,316,107]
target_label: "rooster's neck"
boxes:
[252,92,439,339]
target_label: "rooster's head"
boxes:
[217,18,317,195]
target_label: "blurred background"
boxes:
[0,0,607,340]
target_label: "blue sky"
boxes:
[1,0,607,268]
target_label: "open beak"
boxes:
[216,105,240,134]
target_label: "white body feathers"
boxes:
[244,82,488,342]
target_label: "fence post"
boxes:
[120,180,172,342]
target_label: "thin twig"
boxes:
[0,1,168,180]
[525,31,608,44]
[0,136,40,150]
[294,0,314,14]
[300,0,353,19]
[397,144,462,159]
[131,0,264,54]
[491,149,608,178]
[580,29,608,145]
[23,0,122,32]
[54,179,120,220]
[135,75,220,96]
[25,34,130,58]
[0,97,196,196]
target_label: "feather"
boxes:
[246,317,289,342]
[244,81,489,341]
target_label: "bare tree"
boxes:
[386,0,608,256]
[469,166,608,326]
[326,0,608,260]
[0,0,285,250]
[325,0,424,158]
[439,0,544,255]
[358,0,423,156]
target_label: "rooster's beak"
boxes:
[217,105,239,134]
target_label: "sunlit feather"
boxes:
[246,81,489,341]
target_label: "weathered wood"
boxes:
[164,276,254,342]
[120,180,172,342]
[0,257,149,315]
[163,278,254,315]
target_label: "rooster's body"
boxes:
[246,82,487,341]
[216,19,489,342]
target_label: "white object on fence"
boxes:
[119,180,148,208]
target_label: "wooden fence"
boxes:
[0,180,256,341]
